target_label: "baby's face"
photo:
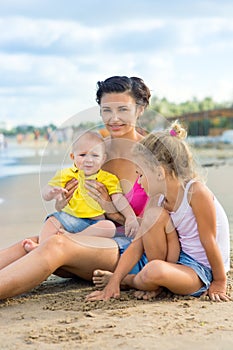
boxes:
[72,139,106,176]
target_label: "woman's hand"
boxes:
[85,180,125,225]
[85,179,116,213]
[55,178,78,211]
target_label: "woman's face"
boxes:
[100,92,143,138]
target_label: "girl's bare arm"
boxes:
[190,182,230,301]
[86,237,144,301]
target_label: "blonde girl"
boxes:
[87,121,230,302]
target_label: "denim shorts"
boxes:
[113,236,148,275]
[47,211,101,233]
[177,251,213,297]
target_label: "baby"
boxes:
[23,131,139,251]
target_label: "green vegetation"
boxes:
[142,96,233,135]
[150,96,229,117]
[0,124,57,137]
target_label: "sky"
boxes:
[0,0,233,128]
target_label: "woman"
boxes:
[0,76,156,300]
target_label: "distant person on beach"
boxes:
[22,130,139,251]
[33,129,40,142]
[45,127,53,143]
[0,75,154,301]
[86,120,231,302]
[0,133,6,149]
[16,133,23,144]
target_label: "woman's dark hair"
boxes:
[96,76,151,108]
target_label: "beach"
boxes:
[0,141,232,350]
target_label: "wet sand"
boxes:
[0,144,232,349]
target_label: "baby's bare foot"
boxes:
[92,269,113,289]
[134,288,163,300]
[22,239,38,253]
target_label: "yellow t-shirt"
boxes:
[48,166,122,218]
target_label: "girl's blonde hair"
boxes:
[134,120,203,186]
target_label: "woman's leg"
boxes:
[0,234,119,300]
[39,216,62,241]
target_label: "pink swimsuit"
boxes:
[125,179,148,217]
[115,179,148,236]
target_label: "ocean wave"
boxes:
[0,164,63,179]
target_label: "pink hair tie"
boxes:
[170,129,177,136]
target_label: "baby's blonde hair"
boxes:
[134,120,203,186]
[72,131,105,152]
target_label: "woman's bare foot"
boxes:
[92,269,113,289]
[92,269,129,290]
[22,239,39,253]
[134,288,163,300]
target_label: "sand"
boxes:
[0,142,232,350]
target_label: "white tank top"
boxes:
[159,180,230,271]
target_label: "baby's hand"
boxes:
[125,216,139,238]
[49,187,68,200]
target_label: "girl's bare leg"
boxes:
[93,206,169,289]
[139,207,168,261]
[123,260,203,295]
[134,290,162,300]
[125,207,200,295]
[0,234,120,300]
[0,236,38,270]
[93,259,203,298]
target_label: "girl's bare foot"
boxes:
[22,239,39,253]
[134,288,163,300]
[92,269,113,289]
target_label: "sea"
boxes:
[0,140,69,205]
[1,145,40,178]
